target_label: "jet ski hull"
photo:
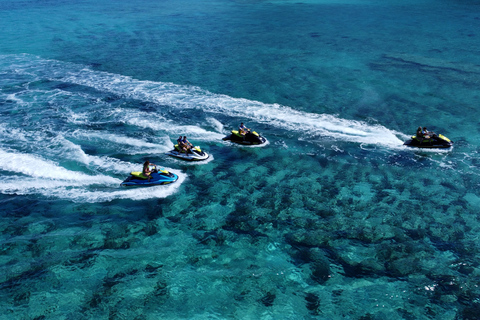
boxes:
[223,130,267,146]
[404,134,453,149]
[166,149,209,161]
[120,170,178,187]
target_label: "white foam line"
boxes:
[121,112,225,141]
[206,117,224,133]
[400,145,454,154]
[78,172,186,202]
[222,139,271,148]
[167,154,215,165]
[3,55,405,147]
[0,144,187,202]
[58,67,404,147]
[58,138,140,174]
[69,106,224,142]
[0,148,119,184]
[70,130,172,155]
[0,171,187,203]
[0,127,135,173]
[58,137,185,176]
[0,178,99,193]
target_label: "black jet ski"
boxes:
[166,144,209,161]
[222,130,267,146]
[404,132,453,149]
[120,165,178,187]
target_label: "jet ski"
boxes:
[222,130,267,146]
[166,144,209,161]
[120,165,178,187]
[404,132,453,149]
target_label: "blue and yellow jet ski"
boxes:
[166,144,209,161]
[120,165,178,187]
[404,132,453,149]
[223,130,267,146]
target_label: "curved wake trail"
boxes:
[0,175,186,203]
[0,148,118,183]
[62,69,404,146]
[0,148,186,203]
[0,54,408,202]
[3,54,404,147]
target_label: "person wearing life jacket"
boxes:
[422,127,429,138]
[177,136,188,153]
[416,126,425,143]
[182,136,193,153]
[416,126,423,137]
[239,122,249,136]
[142,160,155,181]
[423,127,438,139]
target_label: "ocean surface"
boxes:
[1,0,480,318]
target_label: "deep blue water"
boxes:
[1,0,480,319]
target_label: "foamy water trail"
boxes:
[60,68,403,146]
[70,130,172,155]
[3,55,404,147]
[0,175,186,202]
[67,178,185,202]
[58,137,142,174]
[207,117,224,133]
[0,126,144,175]
[119,109,225,141]
[167,154,215,165]
[73,130,160,148]
[0,148,118,183]
[0,147,186,202]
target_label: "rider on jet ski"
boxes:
[405,126,452,149]
[183,136,193,149]
[222,122,267,145]
[239,122,250,137]
[423,127,437,138]
[143,160,156,182]
[176,136,187,153]
[177,135,193,153]
[417,126,437,140]
[416,127,424,142]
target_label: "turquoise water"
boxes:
[1,0,480,318]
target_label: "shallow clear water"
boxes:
[1,0,480,319]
